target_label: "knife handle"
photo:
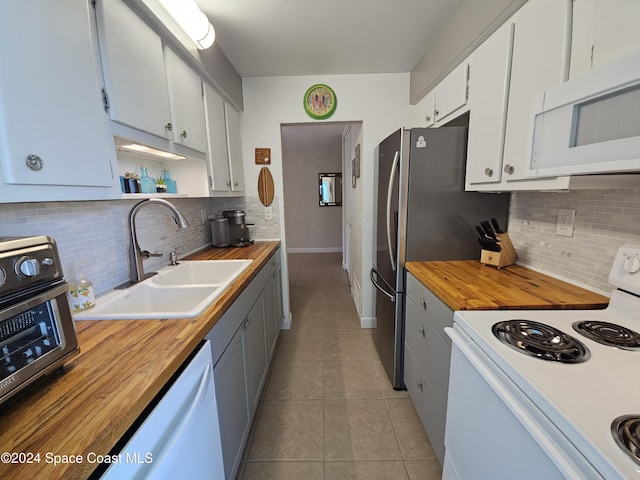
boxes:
[481,221,496,239]
[491,217,503,234]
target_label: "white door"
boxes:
[342,127,353,278]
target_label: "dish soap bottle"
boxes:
[163,169,177,193]
[140,165,156,194]
[68,270,95,313]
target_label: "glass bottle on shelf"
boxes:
[163,170,177,194]
[140,165,156,194]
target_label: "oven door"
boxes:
[443,324,603,480]
[0,281,79,404]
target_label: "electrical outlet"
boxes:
[200,209,207,225]
[556,208,576,237]
[264,206,273,220]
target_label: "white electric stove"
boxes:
[443,244,640,480]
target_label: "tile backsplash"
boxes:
[0,196,280,295]
[509,188,640,294]
[4,187,636,298]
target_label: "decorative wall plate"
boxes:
[304,84,337,119]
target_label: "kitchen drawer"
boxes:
[406,272,454,343]
[404,343,446,465]
[405,298,451,410]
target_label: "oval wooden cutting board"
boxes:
[258,166,274,206]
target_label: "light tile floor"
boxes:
[238,253,442,480]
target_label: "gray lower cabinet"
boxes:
[264,253,283,360]
[206,248,282,479]
[404,271,454,465]
[244,296,267,417]
[211,333,247,480]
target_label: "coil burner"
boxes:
[492,320,590,363]
[573,321,640,351]
[612,415,640,466]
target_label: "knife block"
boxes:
[480,232,517,268]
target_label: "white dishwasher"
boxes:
[101,340,224,480]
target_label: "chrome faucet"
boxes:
[127,198,189,283]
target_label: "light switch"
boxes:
[264,206,273,220]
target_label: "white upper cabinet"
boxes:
[204,84,231,192]
[164,47,207,153]
[0,0,116,201]
[466,0,601,191]
[413,63,469,128]
[570,0,640,79]
[500,0,571,183]
[95,0,172,140]
[225,105,245,193]
[413,90,436,127]
[433,62,470,125]
[203,84,245,195]
[465,22,514,186]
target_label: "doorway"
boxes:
[280,122,359,279]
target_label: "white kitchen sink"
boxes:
[151,260,253,286]
[74,259,253,320]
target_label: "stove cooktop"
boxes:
[452,244,640,479]
[492,319,590,363]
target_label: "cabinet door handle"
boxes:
[417,379,424,391]
[503,164,514,175]
[425,115,431,122]
[208,175,213,187]
[434,110,439,117]
[26,154,44,171]
[418,325,426,337]
[165,122,173,131]
[484,167,494,177]
[244,317,252,328]
[226,180,231,187]
[181,130,188,138]
[234,181,239,187]
[420,299,427,311]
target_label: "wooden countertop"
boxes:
[0,241,280,480]
[405,261,609,311]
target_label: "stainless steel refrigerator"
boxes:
[370,127,510,389]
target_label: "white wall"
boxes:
[241,73,411,323]
[283,145,343,252]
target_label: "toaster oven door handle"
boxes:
[0,281,69,322]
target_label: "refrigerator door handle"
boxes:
[370,267,395,302]
[386,150,400,272]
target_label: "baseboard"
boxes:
[360,316,376,329]
[281,313,292,330]
[287,247,342,254]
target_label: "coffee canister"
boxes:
[209,215,229,247]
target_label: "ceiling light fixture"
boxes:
[158,0,215,50]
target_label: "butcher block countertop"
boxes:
[405,261,609,311]
[0,241,280,480]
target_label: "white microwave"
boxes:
[527,51,640,177]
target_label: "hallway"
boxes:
[238,253,442,479]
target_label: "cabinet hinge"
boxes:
[466,64,471,101]
[101,88,110,113]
